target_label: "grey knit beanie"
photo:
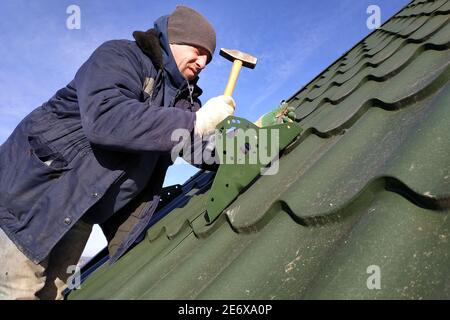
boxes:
[168,5,216,63]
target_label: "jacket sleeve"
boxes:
[74,40,196,153]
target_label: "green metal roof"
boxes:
[68,0,450,300]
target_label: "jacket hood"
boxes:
[154,15,197,90]
[132,17,203,106]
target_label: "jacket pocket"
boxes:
[0,131,72,224]
[28,135,72,171]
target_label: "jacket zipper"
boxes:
[186,80,194,106]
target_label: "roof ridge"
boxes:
[285,0,422,103]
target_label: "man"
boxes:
[0,5,233,299]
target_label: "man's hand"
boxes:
[194,95,235,137]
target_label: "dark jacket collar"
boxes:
[132,28,163,70]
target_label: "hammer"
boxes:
[220,48,257,101]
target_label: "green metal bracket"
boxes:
[204,116,302,224]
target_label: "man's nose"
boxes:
[196,55,208,70]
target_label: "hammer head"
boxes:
[220,48,257,69]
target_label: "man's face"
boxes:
[170,44,210,81]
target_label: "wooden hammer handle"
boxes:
[224,60,243,97]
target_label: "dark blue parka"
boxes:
[0,16,211,264]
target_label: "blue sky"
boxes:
[0,0,410,256]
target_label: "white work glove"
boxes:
[194,95,235,137]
